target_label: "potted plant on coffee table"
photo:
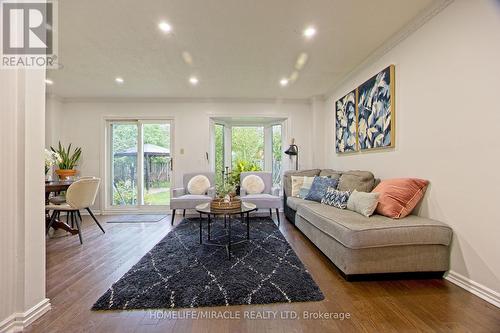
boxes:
[51,141,82,180]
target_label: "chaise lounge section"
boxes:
[283,169,453,280]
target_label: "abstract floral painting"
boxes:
[357,65,395,150]
[335,90,357,153]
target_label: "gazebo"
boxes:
[114,144,170,190]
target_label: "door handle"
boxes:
[170,158,173,171]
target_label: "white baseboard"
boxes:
[0,298,51,333]
[445,271,500,308]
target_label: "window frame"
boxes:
[209,117,288,191]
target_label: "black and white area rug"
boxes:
[92,217,324,310]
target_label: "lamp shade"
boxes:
[284,144,298,156]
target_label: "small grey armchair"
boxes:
[170,172,215,225]
[240,171,281,226]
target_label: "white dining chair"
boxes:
[46,177,104,244]
[49,176,98,226]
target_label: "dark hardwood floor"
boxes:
[26,213,500,333]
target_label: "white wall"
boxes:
[46,99,314,211]
[45,96,63,148]
[325,0,500,302]
[0,68,50,331]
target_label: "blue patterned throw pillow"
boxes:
[305,177,339,202]
[321,188,351,209]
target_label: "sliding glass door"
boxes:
[111,123,139,205]
[109,120,173,209]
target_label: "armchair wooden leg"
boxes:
[269,209,272,217]
[86,208,105,234]
[171,209,176,225]
[183,209,186,217]
[276,208,280,226]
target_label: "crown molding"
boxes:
[57,96,311,105]
[322,0,455,99]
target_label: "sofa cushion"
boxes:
[283,169,320,197]
[319,169,343,180]
[286,196,321,211]
[338,170,375,192]
[241,193,281,209]
[296,204,452,249]
[170,194,212,209]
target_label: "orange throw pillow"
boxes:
[372,178,429,219]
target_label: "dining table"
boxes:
[45,180,79,234]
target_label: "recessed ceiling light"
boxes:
[158,21,172,33]
[45,78,54,85]
[280,78,289,87]
[189,76,199,85]
[303,26,317,39]
[115,77,124,84]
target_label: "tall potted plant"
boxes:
[51,142,82,180]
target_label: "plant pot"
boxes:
[56,169,77,180]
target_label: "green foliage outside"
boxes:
[111,123,171,206]
[113,180,136,205]
[272,125,283,186]
[144,188,171,205]
[111,124,170,152]
[229,160,262,186]
[214,124,283,187]
[231,127,264,169]
[214,124,225,186]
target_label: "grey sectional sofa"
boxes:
[283,169,452,280]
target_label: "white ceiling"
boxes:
[47,0,439,100]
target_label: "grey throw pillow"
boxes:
[346,190,380,217]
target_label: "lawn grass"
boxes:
[144,190,170,205]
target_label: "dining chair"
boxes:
[46,177,104,244]
[49,176,97,227]
[240,171,281,226]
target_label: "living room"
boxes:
[1,0,499,332]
